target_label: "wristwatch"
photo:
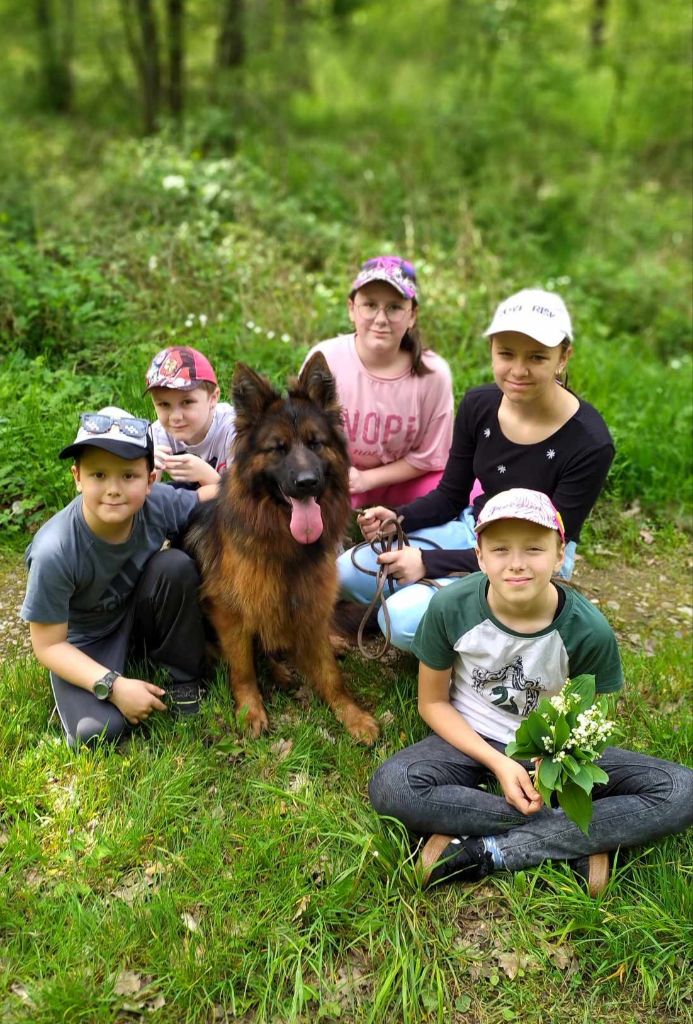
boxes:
[93,670,119,701]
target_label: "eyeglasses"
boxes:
[80,413,149,438]
[355,301,411,324]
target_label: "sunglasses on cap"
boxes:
[80,413,149,438]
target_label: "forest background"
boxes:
[0,2,691,1023]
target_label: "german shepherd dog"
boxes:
[185,353,379,744]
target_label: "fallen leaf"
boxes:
[546,943,577,973]
[180,911,200,932]
[496,951,520,979]
[639,529,655,545]
[10,982,35,1007]
[288,771,310,793]
[114,970,144,996]
[292,893,311,920]
[112,871,158,905]
[270,738,294,760]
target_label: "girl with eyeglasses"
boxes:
[303,256,454,510]
[338,288,615,652]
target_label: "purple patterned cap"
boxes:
[350,256,418,302]
[475,488,565,542]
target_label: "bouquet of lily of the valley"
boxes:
[505,675,616,834]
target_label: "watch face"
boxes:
[94,671,117,700]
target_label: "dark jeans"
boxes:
[51,549,206,747]
[369,733,693,871]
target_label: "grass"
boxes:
[0,12,691,1014]
[1,632,691,1023]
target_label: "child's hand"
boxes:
[357,506,397,542]
[110,676,167,725]
[161,453,220,486]
[154,444,173,471]
[494,756,543,815]
[377,546,425,584]
[348,466,369,495]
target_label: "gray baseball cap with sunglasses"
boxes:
[59,406,154,464]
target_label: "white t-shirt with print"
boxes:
[412,573,623,744]
[150,402,236,475]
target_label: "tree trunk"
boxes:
[166,0,185,121]
[216,0,245,70]
[590,0,608,53]
[35,0,75,113]
[119,0,161,133]
[283,0,311,93]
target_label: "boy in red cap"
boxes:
[145,345,236,488]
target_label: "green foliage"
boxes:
[506,677,617,834]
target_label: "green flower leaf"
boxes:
[571,764,596,794]
[524,711,552,747]
[538,757,561,790]
[536,779,553,807]
[553,716,571,750]
[557,779,594,834]
[569,674,596,713]
[505,741,537,759]
[584,763,609,785]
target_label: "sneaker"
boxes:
[168,681,202,716]
[418,833,494,887]
[570,852,611,897]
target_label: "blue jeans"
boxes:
[368,733,693,870]
[338,509,577,652]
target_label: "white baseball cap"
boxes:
[484,288,573,348]
[60,406,153,463]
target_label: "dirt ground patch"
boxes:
[2,544,690,668]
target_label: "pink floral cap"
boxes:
[144,345,218,393]
[475,488,565,541]
[350,256,418,302]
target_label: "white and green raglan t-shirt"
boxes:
[411,574,623,745]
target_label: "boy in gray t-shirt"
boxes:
[21,406,217,747]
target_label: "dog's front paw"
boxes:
[343,709,379,746]
[237,703,270,738]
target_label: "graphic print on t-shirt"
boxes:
[470,655,543,716]
[97,557,144,613]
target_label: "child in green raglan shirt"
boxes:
[369,488,693,894]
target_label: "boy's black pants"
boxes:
[50,549,207,747]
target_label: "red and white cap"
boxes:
[144,345,218,393]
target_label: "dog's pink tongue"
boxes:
[288,496,324,544]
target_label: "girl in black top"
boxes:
[337,288,614,651]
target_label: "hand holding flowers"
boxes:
[505,675,616,834]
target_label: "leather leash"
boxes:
[349,515,448,661]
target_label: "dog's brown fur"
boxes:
[185,353,379,744]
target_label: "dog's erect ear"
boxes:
[232,363,279,425]
[297,352,340,415]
